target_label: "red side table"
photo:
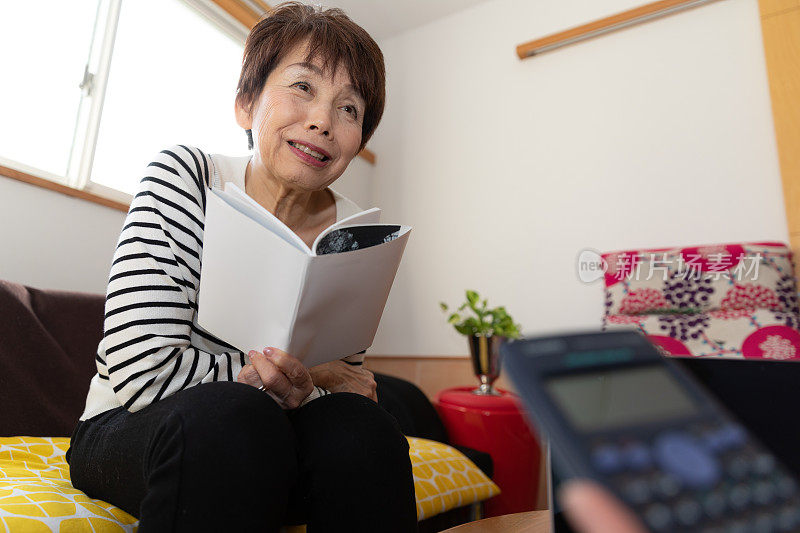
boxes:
[435,386,541,518]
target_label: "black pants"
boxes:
[66,381,418,532]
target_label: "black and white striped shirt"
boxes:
[79,145,365,421]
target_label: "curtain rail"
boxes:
[516,0,721,59]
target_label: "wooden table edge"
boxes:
[439,510,551,532]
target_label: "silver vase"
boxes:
[468,334,505,395]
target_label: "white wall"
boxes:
[0,156,373,294]
[369,0,788,355]
[0,178,125,294]
[331,154,374,209]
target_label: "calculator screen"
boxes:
[546,364,697,432]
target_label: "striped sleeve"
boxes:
[299,385,331,406]
[103,145,244,413]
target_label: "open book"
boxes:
[197,183,411,367]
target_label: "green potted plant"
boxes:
[440,290,522,395]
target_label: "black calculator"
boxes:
[502,330,800,532]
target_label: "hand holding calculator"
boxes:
[503,330,800,532]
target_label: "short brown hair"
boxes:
[235,2,385,151]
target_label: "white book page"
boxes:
[198,192,309,353]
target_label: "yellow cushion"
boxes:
[407,437,500,520]
[0,437,138,532]
[0,436,499,530]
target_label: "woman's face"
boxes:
[236,40,365,193]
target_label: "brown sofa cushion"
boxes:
[0,280,103,437]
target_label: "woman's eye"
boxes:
[293,82,310,92]
[342,105,358,117]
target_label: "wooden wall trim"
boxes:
[249,0,272,13]
[358,148,376,165]
[759,0,800,278]
[209,0,261,28]
[760,0,800,18]
[0,165,129,212]
[516,0,721,59]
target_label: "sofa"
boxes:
[0,279,499,532]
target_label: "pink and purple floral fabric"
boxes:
[601,242,800,360]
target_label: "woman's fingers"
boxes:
[359,367,378,401]
[248,350,293,400]
[559,480,648,533]
[236,363,261,387]
[307,361,378,401]
[264,347,313,395]
[245,347,314,409]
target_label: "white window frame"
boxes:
[0,0,248,208]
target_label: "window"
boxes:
[0,1,100,181]
[0,0,248,203]
[92,0,247,195]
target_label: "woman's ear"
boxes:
[234,97,253,130]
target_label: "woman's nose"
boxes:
[305,106,333,138]
[308,123,329,137]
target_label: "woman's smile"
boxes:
[287,139,331,168]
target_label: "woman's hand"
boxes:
[559,480,648,533]
[308,360,378,402]
[236,347,314,409]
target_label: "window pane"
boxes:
[0,1,98,177]
[92,0,247,195]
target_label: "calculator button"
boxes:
[776,504,800,531]
[674,498,702,527]
[621,478,650,506]
[726,456,749,480]
[727,484,752,511]
[703,490,727,518]
[776,476,798,500]
[643,503,672,531]
[723,519,749,533]
[651,473,682,499]
[719,424,747,449]
[752,512,776,533]
[622,443,653,471]
[752,480,776,506]
[702,429,730,454]
[653,432,721,490]
[591,445,623,474]
[752,453,777,477]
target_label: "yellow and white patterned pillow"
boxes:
[0,437,138,532]
[407,437,500,520]
[0,436,499,530]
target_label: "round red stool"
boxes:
[435,386,541,518]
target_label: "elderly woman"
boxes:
[65,3,417,532]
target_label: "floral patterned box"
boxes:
[601,242,800,360]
